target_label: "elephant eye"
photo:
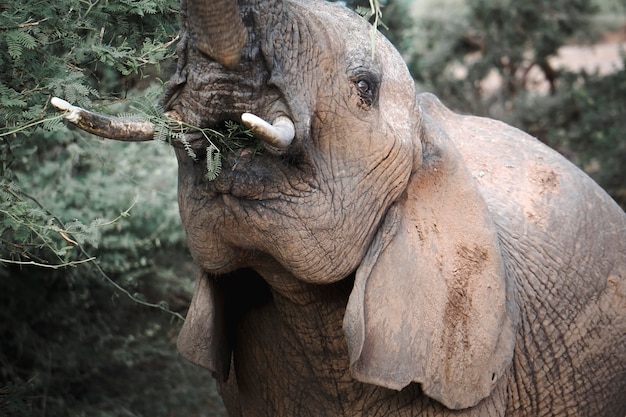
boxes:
[352,75,378,109]
[357,79,370,94]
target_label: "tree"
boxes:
[1,1,226,415]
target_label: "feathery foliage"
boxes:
[122,91,260,180]
[1,0,179,266]
[1,0,228,415]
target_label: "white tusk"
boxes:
[241,113,295,148]
[51,96,154,141]
[51,97,81,123]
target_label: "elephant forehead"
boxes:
[316,6,417,138]
[293,0,413,79]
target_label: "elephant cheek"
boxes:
[176,187,238,273]
[185,227,239,273]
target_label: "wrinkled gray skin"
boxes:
[158,0,626,416]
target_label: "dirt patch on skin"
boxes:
[528,163,559,195]
[522,163,560,225]
[443,245,489,355]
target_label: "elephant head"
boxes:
[162,0,516,409]
[53,0,626,415]
[164,0,417,284]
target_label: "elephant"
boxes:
[52,0,626,415]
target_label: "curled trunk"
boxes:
[184,0,247,69]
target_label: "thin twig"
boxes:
[6,186,184,321]
[0,114,65,137]
[79,252,185,321]
[0,18,49,31]
[1,257,96,269]
[18,18,49,29]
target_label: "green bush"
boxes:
[1,0,227,415]
[1,126,227,416]
[1,0,180,263]
[0,257,224,417]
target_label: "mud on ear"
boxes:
[177,272,231,380]
[343,109,517,410]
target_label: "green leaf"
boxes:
[205,143,222,181]
[6,30,38,59]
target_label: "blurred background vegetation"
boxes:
[1,0,624,415]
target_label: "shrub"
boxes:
[1,0,227,415]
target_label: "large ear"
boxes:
[177,272,231,380]
[343,102,517,410]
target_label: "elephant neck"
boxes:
[255,263,355,362]
[255,263,354,307]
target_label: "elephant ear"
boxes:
[343,105,517,410]
[177,272,231,380]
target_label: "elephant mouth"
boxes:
[175,119,265,164]
[177,112,294,151]
[176,118,314,200]
[49,97,310,199]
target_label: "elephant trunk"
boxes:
[184,0,248,69]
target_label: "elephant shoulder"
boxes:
[417,92,622,225]
[417,92,626,279]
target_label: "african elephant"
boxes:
[52,0,626,415]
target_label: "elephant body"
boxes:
[179,93,625,417]
[56,0,626,414]
[427,95,626,416]
[169,1,626,415]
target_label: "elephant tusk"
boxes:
[241,113,295,149]
[51,97,155,142]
